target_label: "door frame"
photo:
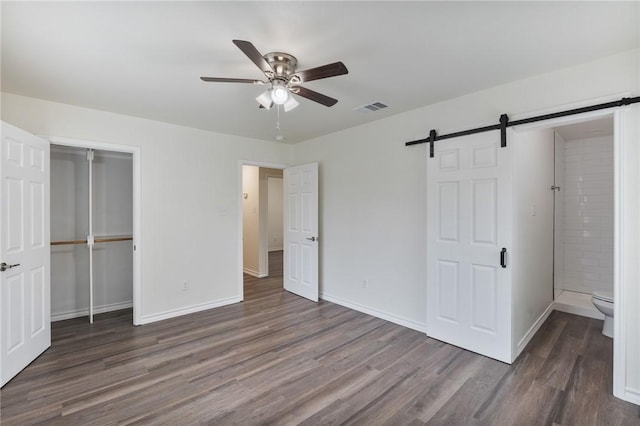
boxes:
[237,160,287,301]
[508,95,628,402]
[48,136,142,325]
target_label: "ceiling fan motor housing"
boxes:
[264,52,298,82]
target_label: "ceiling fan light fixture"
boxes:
[283,95,299,112]
[256,90,273,109]
[271,81,289,105]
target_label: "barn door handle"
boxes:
[0,262,20,272]
[500,248,507,268]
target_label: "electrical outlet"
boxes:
[182,281,189,291]
[362,279,368,289]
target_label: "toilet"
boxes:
[592,290,614,338]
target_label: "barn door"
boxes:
[1,122,51,386]
[283,163,318,302]
[426,131,512,363]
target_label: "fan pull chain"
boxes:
[276,104,281,133]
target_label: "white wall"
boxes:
[562,135,614,294]
[242,165,260,276]
[267,177,283,251]
[291,49,640,399]
[50,147,133,320]
[1,92,292,323]
[50,148,90,318]
[554,131,566,299]
[93,150,134,315]
[510,128,555,356]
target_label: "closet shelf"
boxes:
[51,236,133,246]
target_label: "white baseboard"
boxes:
[320,292,426,333]
[138,296,242,325]
[553,290,604,320]
[621,387,640,405]
[51,300,133,322]
[243,267,267,278]
[515,302,554,360]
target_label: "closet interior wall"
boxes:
[50,145,133,321]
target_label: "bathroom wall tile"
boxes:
[560,135,614,294]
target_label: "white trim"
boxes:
[243,268,267,278]
[622,387,640,405]
[612,109,626,401]
[238,160,288,302]
[138,297,241,325]
[51,301,133,322]
[515,303,554,360]
[47,135,143,325]
[320,292,427,333]
[553,290,604,320]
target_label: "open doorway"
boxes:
[239,161,320,303]
[552,115,615,319]
[513,109,623,392]
[241,164,285,290]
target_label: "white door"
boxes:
[1,122,51,387]
[427,131,512,363]
[283,163,318,302]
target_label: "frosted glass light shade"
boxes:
[271,82,289,105]
[256,90,273,109]
[283,95,299,112]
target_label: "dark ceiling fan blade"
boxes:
[294,62,348,83]
[200,77,264,84]
[290,86,338,107]
[232,39,274,76]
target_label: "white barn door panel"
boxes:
[1,122,51,386]
[283,163,318,302]
[427,132,512,363]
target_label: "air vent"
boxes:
[355,102,389,113]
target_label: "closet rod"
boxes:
[51,236,133,246]
[405,95,640,156]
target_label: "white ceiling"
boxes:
[554,116,614,141]
[2,2,638,144]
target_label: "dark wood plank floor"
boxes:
[1,251,638,425]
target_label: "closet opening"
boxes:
[49,138,140,325]
[239,162,286,300]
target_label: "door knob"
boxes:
[306,236,318,242]
[0,262,20,272]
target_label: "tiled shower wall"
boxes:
[560,135,614,294]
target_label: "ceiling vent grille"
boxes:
[355,102,388,113]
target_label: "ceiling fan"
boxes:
[201,40,348,112]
